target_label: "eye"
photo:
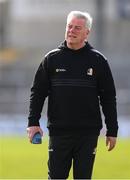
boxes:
[75,26,82,31]
[67,24,73,29]
[66,24,82,31]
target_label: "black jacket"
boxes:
[28,41,118,137]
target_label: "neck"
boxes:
[67,41,86,50]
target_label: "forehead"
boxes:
[67,16,86,26]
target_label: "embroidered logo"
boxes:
[87,68,93,76]
[56,68,66,72]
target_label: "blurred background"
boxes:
[0,0,130,178]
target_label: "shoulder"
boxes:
[41,48,61,67]
[45,48,61,58]
[90,48,107,62]
[88,48,111,72]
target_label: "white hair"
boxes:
[67,11,93,31]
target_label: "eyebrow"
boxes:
[68,24,82,28]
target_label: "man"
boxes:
[27,11,118,179]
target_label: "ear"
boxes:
[84,29,90,39]
[86,29,90,35]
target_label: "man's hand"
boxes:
[27,126,43,143]
[106,136,117,151]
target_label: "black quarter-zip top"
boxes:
[28,41,118,137]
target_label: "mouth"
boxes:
[68,35,77,38]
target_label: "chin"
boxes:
[67,38,76,44]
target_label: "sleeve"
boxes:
[97,58,118,137]
[28,57,50,127]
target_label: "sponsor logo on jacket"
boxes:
[56,68,66,72]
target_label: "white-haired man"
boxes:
[27,11,118,179]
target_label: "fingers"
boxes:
[27,126,43,143]
[27,127,34,142]
[107,141,115,151]
[39,129,43,136]
[106,136,117,151]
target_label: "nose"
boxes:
[69,27,75,33]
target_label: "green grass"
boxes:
[0,136,130,179]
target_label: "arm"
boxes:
[98,59,118,150]
[27,58,49,142]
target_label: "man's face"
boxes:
[65,16,89,46]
